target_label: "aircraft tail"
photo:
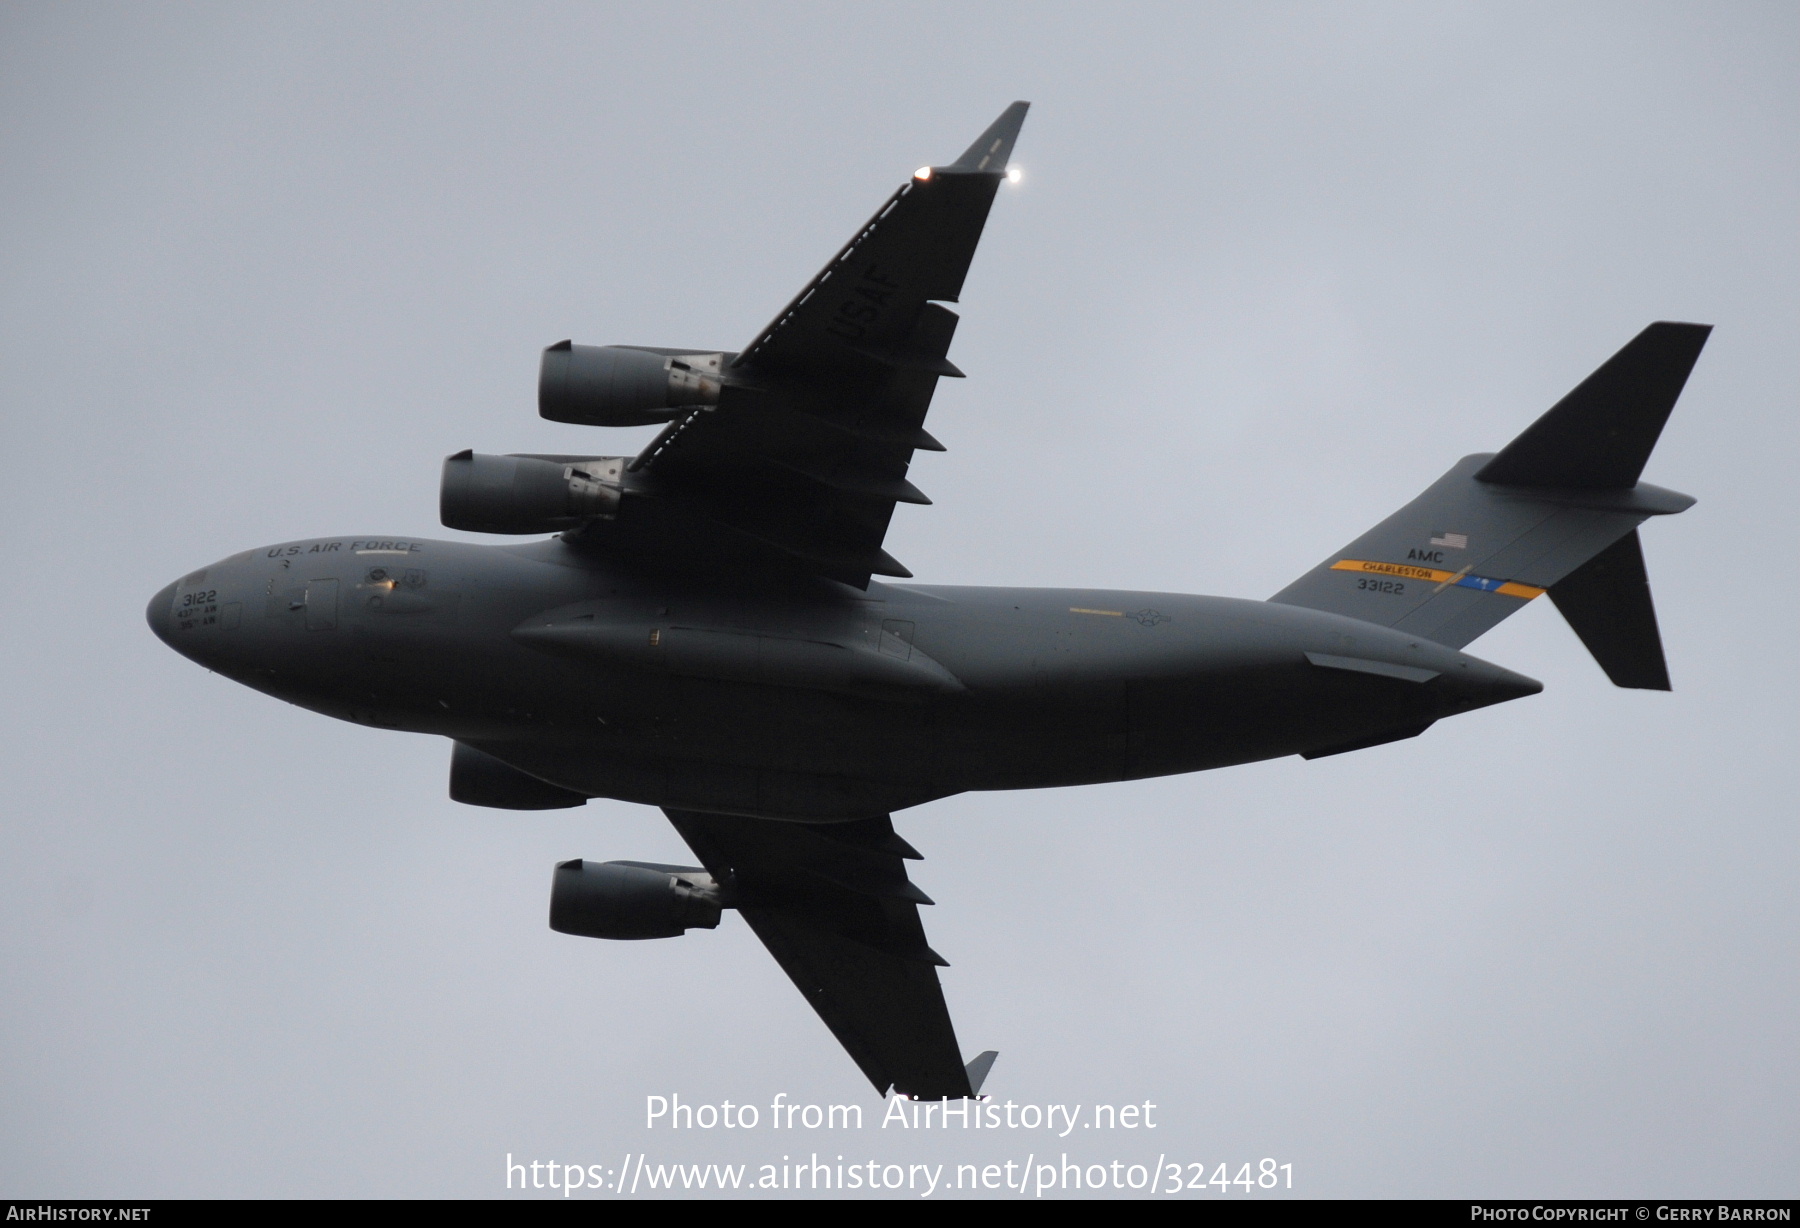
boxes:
[1269,322,1709,687]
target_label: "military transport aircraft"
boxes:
[148,102,1710,1101]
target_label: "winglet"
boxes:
[950,102,1030,173]
[964,1050,999,1096]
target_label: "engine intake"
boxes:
[439,451,625,534]
[539,341,728,427]
[550,859,724,940]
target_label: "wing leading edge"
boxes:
[606,104,1029,588]
[662,808,986,1099]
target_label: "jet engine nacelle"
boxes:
[549,858,724,940]
[538,341,729,427]
[439,450,626,534]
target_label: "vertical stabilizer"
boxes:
[1546,529,1670,689]
[1271,323,1707,680]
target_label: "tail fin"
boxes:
[1544,529,1670,689]
[1270,322,1709,685]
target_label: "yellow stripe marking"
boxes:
[1069,607,1124,616]
[1332,559,1439,581]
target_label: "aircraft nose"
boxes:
[146,580,180,648]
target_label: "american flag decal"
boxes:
[1429,531,1468,549]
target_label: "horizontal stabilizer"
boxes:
[1476,322,1711,489]
[964,1050,999,1096]
[1546,529,1671,690]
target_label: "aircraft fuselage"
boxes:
[149,535,1540,820]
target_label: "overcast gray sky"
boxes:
[2,1,1794,1199]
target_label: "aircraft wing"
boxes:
[621,103,1029,588]
[661,807,979,1099]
